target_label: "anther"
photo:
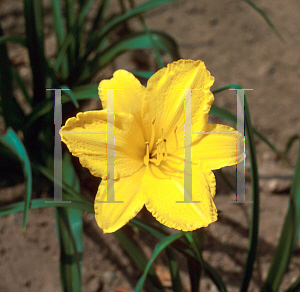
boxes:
[149,117,156,152]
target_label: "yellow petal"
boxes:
[94,166,146,233]
[142,163,217,231]
[192,123,244,170]
[142,59,214,150]
[61,110,145,179]
[98,70,145,126]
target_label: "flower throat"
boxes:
[144,117,178,166]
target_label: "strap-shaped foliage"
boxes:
[0,128,32,231]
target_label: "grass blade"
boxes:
[65,0,76,72]
[54,0,94,72]
[262,138,300,291]
[211,85,278,153]
[0,25,25,129]
[213,85,260,292]
[113,230,165,292]
[128,0,165,69]
[55,207,83,292]
[284,134,300,159]
[129,218,227,292]
[204,261,228,292]
[0,35,26,46]
[205,84,261,291]
[24,0,46,105]
[185,232,205,292]
[60,86,79,109]
[131,70,154,79]
[32,162,90,205]
[187,256,201,292]
[165,247,184,292]
[242,0,284,42]
[0,198,93,216]
[0,128,32,231]
[240,91,260,292]
[11,66,31,105]
[55,152,83,292]
[134,232,184,292]
[50,0,68,78]
[23,84,99,130]
[78,30,180,83]
[82,0,179,66]
[89,0,112,36]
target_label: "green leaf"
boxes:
[50,0,68,78]
[55,152,83,292]
[24,0,47,105]
[113,230,165,292]
[241,92,260,292]
[204,261,228,292]
[62,84,99,101]
[89,0,112,36]
[185,231,205,292]
[0,35,26,46]
[82,0,179,66]
[187,257,202,292]
[134,232,184,292]
[32,162,91,208]
[0,128,32,231]
[54,0,94,72]
[129,217,169,240]
[0,198,93,217]
[129,218,227,292]
[11,66,31,105]
[24,84,99,130]
[55,208,83,292]
[211,85,278,153]
[61,86,79,109]
[242,0,284,42]
[165,247,184,292]
[128,0,165,69]
[212,85,260,292]
[131,70,154,79]
[262,139,300,291]
[65,0,76,72]
[284,134,300,160]
[78,30,180,83]
[0,25,25,129]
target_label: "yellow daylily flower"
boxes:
[61,59,244,233]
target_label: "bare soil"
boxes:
[0,0,299,291]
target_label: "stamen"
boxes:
[149,164,170,179]
[158,166,182,179]
[144,142,149,166]
[161,162,185,174]
[149,117,156,152]
[163,139,167,160]
[149,158,160,166]
[173,126,179,153]
[156,139,162,163]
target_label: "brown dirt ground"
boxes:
[0,0,300,291]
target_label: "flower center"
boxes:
[144,117,178,166]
